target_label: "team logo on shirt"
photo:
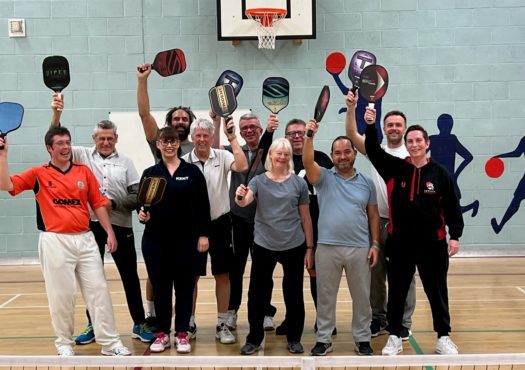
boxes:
[47,181,56,188]
[78,181,84,189]
[424,181,436,194]
[176,176,189,180]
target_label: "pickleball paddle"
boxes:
[138,176,167,223]
[485,157,504,178]
[326,52,346,76]
[307,85,330,138]
[349,50,377,93]
[0,102,24,150]
[209,84,238,134]
[138,49,186,77]
[262,77,290,114]
[358,64,389,108]
[42,56,70,111]
[216,70,244,97]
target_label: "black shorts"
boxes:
[197,213,233,276]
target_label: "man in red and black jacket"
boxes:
[363,108,464,356]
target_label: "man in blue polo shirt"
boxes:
[302,119,380,356]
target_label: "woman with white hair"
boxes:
[235,138,314,355]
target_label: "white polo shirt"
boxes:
[182,148,234,221]
[72,146,140,227]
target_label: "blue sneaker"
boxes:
[75,323,95,344]
[132,322,156,342]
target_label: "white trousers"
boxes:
[38,231,123,351]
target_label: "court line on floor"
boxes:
[0,294,20,308]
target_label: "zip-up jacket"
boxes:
[365,124,463,242]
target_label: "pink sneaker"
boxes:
[175,332,191,353]
[150,332,170,353]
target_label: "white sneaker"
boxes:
[216,323,236,344]
[382,335,403,356]
[226,310,237,330]
[263,315,275,331]
[101,345,131,356]
[435,336,458,355]
[57,345,75,357]
[150,332,171,352]
[175,332,191,353]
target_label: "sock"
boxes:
[146,300,155,317]
[189,315,195,327]
[218,312,228,326]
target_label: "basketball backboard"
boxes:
[217,0,316,41]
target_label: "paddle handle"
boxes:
[351,85,357,94]
[0,132,4,150]
[306,129,313,138]
[55,92,63,112]
[368,102,375,109]
[225,116,233,134]
[139,205,150,224]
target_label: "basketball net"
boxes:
[246,8,287,49]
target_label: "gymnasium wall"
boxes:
[1,0,524,262]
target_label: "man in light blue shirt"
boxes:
[302,119,380,356]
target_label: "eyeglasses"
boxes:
[285,131,305,138]
[240,125,261,132]
[158,139,178,147]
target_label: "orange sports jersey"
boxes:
[9,162,109,233]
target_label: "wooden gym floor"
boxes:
[0,257,524,357]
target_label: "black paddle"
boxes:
[137,176,167,223]
[307,85,330,138]
[348,50,377,93]
[0,102,24,150]
[216,70,244,97]
[138,49,186,77]
[209,84,238,134]
[42,56,70,111]
[358,64,389,109]
[262,77,290,114]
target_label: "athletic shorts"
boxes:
[197,212,233,276]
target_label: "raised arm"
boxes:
[50,93,63,127]
[136,64,159,142]
[227,122,248,173]
[0,137,14,191]
[303,119,322,185]
[210,110,222,149]
[345,90,366,154]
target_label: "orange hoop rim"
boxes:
[245,8,287,27]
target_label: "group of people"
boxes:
[0,63,464,357]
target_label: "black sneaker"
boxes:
[275,320,287,335]
[400,326,412,341]
[310,342,333,356]
[240,342,262,355]
[287,341,304,354]
[355,341,373,356]
[370,319,388,337]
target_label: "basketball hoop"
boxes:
[245,8,287,50]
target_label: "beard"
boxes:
[175,124,190,141]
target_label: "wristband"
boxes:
[371,242,380,251]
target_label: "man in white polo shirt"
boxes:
[182,117,248,344]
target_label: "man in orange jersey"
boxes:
[0,127,130,357]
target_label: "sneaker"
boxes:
[240,342,262,355]
[226,310,237,331]
[435,336,458,355]
[400,327,412,341]
[57,345,75,357]
[263,316,275,331]
[310,342,333,356]
[175,332,191,354]
[101,345,131,356]
[150,332,170,353]
[287,341,304,354]
[370,319,388,338]
[75,323,95,345]
[145,315,158,331]
[355,341,373,355]
[216,323,236,344]
[132,322,156,342]
[275,320,287,335]
[187,324,197,340]
[382,335,403,356]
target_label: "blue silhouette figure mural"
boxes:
[428,114,480,217]
[325,51,383,143]
[489,136,525,234]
